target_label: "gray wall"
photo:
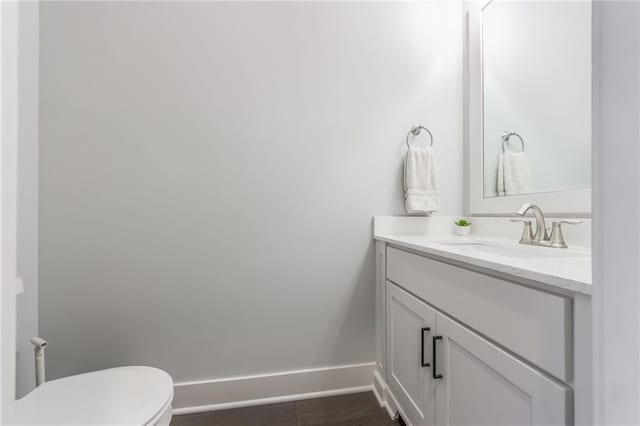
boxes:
[39,2,463,382]
[592,2,640,424]
[16,0,38,399]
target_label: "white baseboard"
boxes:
[373,370,396,420]
[372,376,385,408]
[385,388,410,426]
[172,362,376,415]
[372,370,414,425]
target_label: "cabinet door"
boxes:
[386,282,436,426]
[433,312,570,426]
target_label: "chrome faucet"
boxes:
[511,203,582,248]
[515,203,548,242]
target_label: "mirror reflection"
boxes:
[482,1,591,198]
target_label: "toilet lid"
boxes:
[14,366,173,426]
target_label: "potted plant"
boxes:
[454,218,472,236]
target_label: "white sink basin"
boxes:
[435,240,589,259]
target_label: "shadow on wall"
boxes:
[313,241,377,368]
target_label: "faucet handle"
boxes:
[511,219,534,245]
[554,219,583,226]
[549,220,583,248]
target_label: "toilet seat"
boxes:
[14,366,174,426]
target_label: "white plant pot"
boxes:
[455,225,471,236]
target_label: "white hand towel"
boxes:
[497,151,532,196]
[404,146,440,214]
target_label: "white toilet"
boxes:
[14,366,174,425]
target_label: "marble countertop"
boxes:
[374,217,592,295]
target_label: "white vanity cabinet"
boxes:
[433,309,569,426]
[386,282,569,426]
[386,283,436,426]
[374,242,590,426]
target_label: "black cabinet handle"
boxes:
[421,327,430,367]
[432,335,443,379]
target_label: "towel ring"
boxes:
[406,126,434,148]
[501,131,525,153]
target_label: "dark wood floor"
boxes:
[171,392,399,426]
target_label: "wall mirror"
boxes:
[467,0,592,215]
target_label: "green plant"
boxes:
[454,219,471,227]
